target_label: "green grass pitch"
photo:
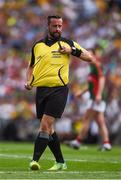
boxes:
[0,142,121,179]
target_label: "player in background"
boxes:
[66,48,112,151]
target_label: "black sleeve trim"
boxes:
[29,38,45,67]
[30,46,35,67]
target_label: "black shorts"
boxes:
[36,85,69,119]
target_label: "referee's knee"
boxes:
[40,123,52,134]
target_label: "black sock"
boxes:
[48,132,64,163]
[32,131,49,161]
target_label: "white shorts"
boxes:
[87,99,106,113]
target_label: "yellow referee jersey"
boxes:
[29,36,85,87]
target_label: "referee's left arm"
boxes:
[79,48,96,63]
[59,41,95,63]
[70,42,96,63]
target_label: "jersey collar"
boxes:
[44,35,62,46]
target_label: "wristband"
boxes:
[71,46,82,57]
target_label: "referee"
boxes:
[25,15,95,171]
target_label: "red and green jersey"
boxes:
[88,62,104,100]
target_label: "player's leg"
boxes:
[30,114,54,170]
[48,131,65,163]
[47,86,68,170]
[67,109,95,149]
[47,124,67,170]
[30,87,54,170]
[96,112,111,151]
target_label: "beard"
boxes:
[49,31,61,40]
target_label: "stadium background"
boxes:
[0,0,121,145]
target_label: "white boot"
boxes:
[100,143,112,151]
[68,140,81,149]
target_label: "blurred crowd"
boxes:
[0,0,121,144]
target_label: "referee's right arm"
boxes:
[25,65,33,90]
[25,46,35,90]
